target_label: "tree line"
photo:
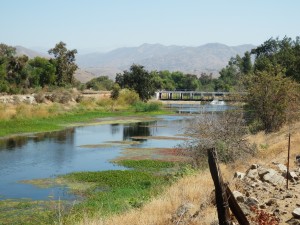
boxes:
[2,36,300,133]
[0,41,78,94]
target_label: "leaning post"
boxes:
[207,148,231,225]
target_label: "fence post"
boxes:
[207,148,231,225]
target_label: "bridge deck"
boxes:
[156,91,245,101]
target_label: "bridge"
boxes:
[155,91,245,101]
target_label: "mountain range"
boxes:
[15,43,255,82]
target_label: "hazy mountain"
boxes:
[15,46,48,58]
[76,43,255,79]
[14,43,255,82]
[14,46,96,83]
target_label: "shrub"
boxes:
[34,91,46,103]
[47,89,74,104]
[132,101,161,112]
[183,109,257,165]
[117,89,139,105]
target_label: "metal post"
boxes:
[287,133,291,189]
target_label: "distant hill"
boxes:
[76,43,255,79]
[14,43,255,82]
[15,46,48,58]
[14,46,96,83]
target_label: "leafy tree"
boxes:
[199,73,215,91]
[217,57,241,91]
[116,64,156,101]
[48,42,78,86]
[0,43,16,58]
[245,69,300,133]
[157,70,175,90]
[27,57,56,87]
[241,51,253,74]
[86,76,114,91]
[6,55,29,85]
[251,36,300,81]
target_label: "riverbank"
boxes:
[0,98,170,138]
[78,122,300,225]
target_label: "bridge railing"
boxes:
[155,91,246,101]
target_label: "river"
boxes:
[0,103,230,201]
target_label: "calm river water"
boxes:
[0,103,230,200]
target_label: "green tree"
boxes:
[251,36,300,81]
[116,64,156,101]
[86,76,114,91]
[48,42,78,86]
[27,57,56,87]
[217,57,241,91]
[245,69,300,133]
[241,51,253,74]
[158,70,175,90]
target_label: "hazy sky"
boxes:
[1,0,299,53]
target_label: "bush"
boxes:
[46,89,74,104]
[34,91,46,103]
[132,101,161,112]
[117,89,140,105]
[183,109,257,165]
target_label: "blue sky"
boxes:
[1,0,299,53]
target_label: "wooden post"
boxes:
[226,185,250,225]
[207,148,231,225]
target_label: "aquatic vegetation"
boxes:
[114,159,177,170]
[130,135,189,140]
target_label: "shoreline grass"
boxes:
[0,107,171,138]
[2,160,189,224]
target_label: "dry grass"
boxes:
[77,171,217,225]
[76,122,300,225]
[0,104,15,120]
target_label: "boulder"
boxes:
[277,163,287,173]
[260,168,285,186]
[292,208,300,219]
[246,169,258,179]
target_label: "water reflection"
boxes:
[0,128,76,152]
[110,124,120,135]
[123,122,153,141]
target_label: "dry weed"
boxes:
[77,171,217,225]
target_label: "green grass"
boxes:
[0,159,190,224]
[61,165,173,222]
[114,159,177,170]
[0,108,170,137]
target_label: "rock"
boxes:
[277,163,287,173]
[285,193,293,198]
[292,208,300,219]
[286,218,300,225]
[250,164,259,169]
[266,198,277,206]
[257,167,270,177]
[259,204,266,209]
[233,191,245,203]
[246,169,258,179]
[234,172,245,179]
[273,208,280,217]
[261,169,285,186]
[296,155,300,165]
[245,197,259,207]
[289,171,298,181]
